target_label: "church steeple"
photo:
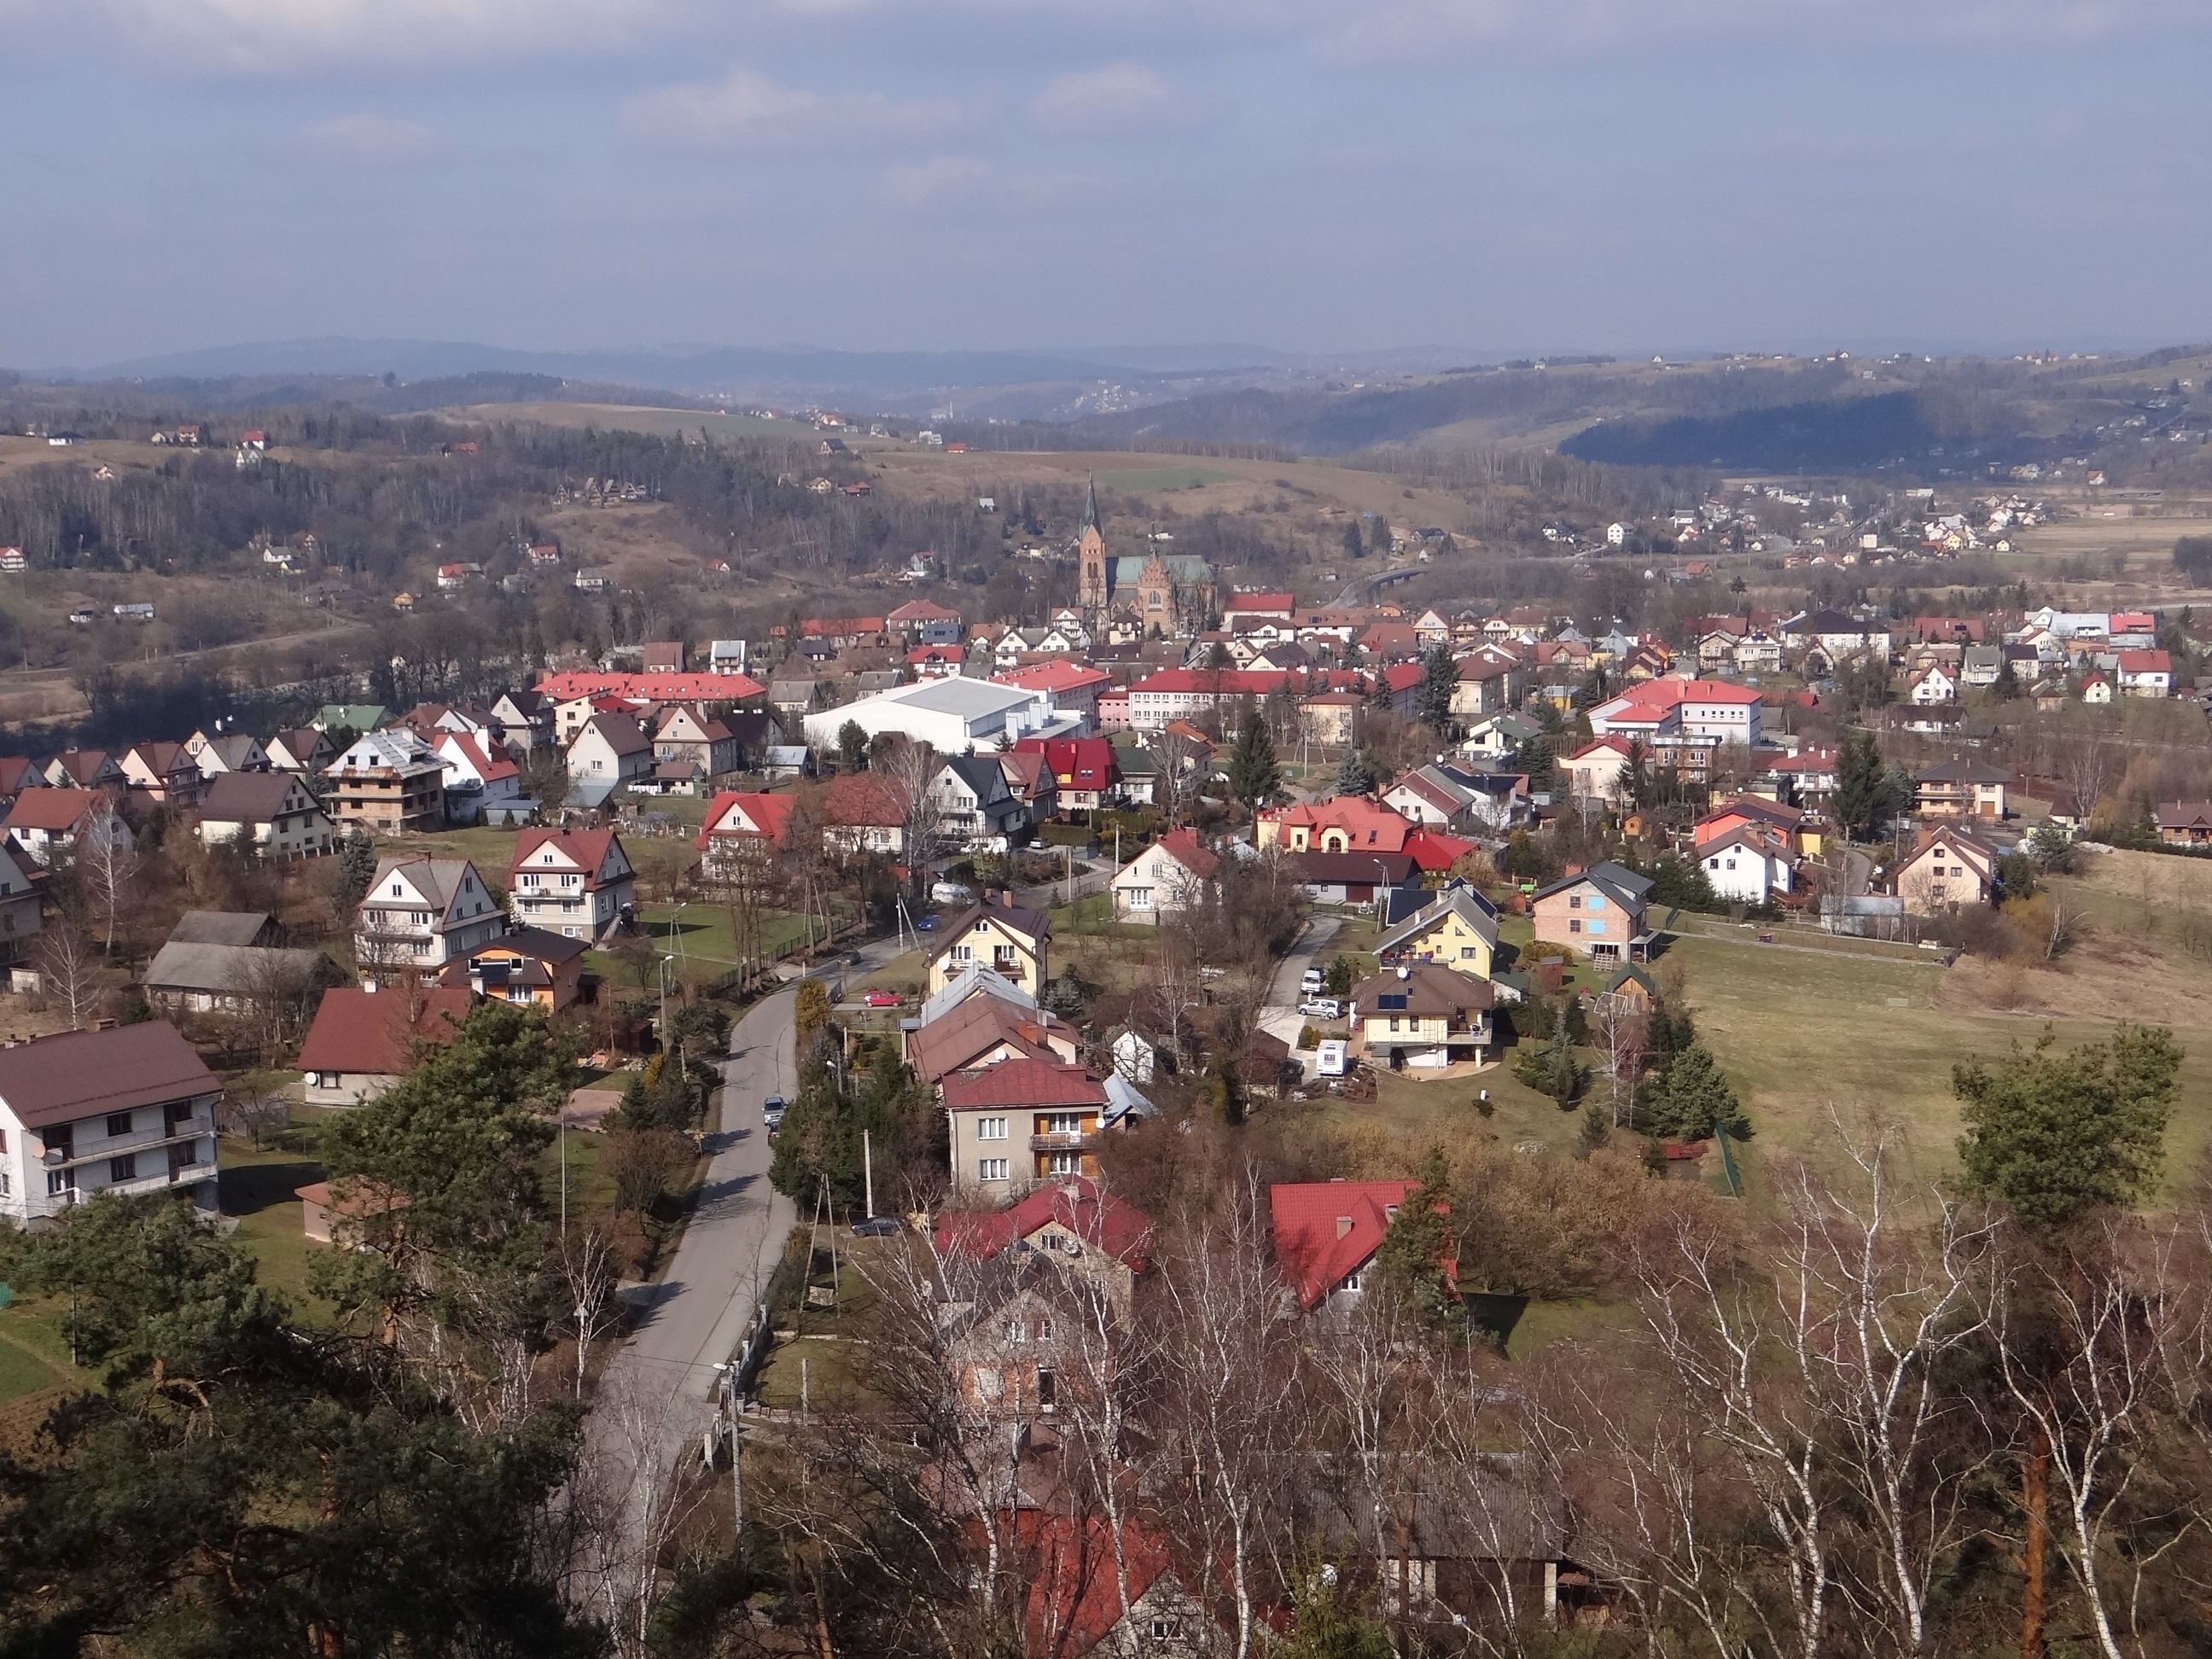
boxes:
[1080,474,1101,533]
[1077,474,1107,612]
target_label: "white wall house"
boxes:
[0,1022,221,1225]
[1698,829,1794,905]
[353,856,505,977]
[507,829,637,940]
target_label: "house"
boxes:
[1256,795,1412,854]
[314,703,391,737]
[488,690,555,751]
[1961,645,2005,688]
[1915,759,2009,820]
[1298,691,1366,747]
[1348,963,1496,1069]
[887,598,964,647]
[696,790,798,874]
[0,842,41,964]
[1906,664,1959,706]
[940,1059,1107,1196]
[995,750,1057,827]
[1464,712,1542,762]
[641,640,688,672]
[906,992,1080,1084]
[0,1022,222,1225]
[1587,678,1761,748]
[931,755,1027,848]
[432,731,523,823]
[1761,747,1840,800]
[168,910,280,947]
[2156,802,2212,847]
[184,730,271,778]
[933,1174,1152,1315]
[297,984,476,1106]
[1895,826,1999,915]
[651,704,741,778]
[142,939,330,1016]
[2117,649,2174,698]
[1,789,132,870]
[927,894,1051,998]
[44,749,125,790]
[1530,862,1654,963]
[1376,882,1501,979]
[508,829,637,941]
[1562,736,1636,806]
[1284,849,1420,907]
[1109,828,1220,923]
[0,758,43,800]
[821,771,909,856]
[439,928,591,1011]
[193,771,336,859]
[1697,827,1795,906]
[264,727,335,774]
[119,741,203,806]
[354,857,505,977]
[1269,1179,1452,1314]
[565,712,655,803]
[323,731,446,834]
[1010,737,1119,815]
[1695,794,1819,858]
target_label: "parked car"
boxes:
[931,880,974,905]
[850,1216,902,1237]
[1300,968,1325,996]
[1300,998,1343,1020]
[863,989,903,1007]
[762,1094,786,1130]
[915,912,939,930]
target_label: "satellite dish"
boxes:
[1396,964,1410,980]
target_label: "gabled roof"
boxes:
[455,926,591,967]
[145,940,327,996]
[1270,1179,1444,1311]
[578,710,651,755]
[1533,859,1655,911]
[1401,827,1476,872]
[938,1058,1106,1110]
[1143,827,1220,881]
[169,910,276,947]
[197,770,308,824]
[296,986,474,1078]
[907,995,1076,1083]
[927,895,1051,962]
[824,771,908,829]
[511,828,628,886]
[2157,800,2212,831]
[918,963,1038,1025]
[1915,759,2009,784]
[2,789,100,832]
[1348,962,1495,1019]
[933,1175,1153,1271]
[437,731,520,783]
[364,855,483,913]
[698,789,797,848]
[1283,849,1417,886]
[1377,883,1499,955]
[1011,736,1117,791]
[0,1022,220,1130]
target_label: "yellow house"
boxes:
[926,894,1052,998]
[1374,884,1500,980]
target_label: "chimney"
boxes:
[363,980,380,994]
[1336,1216,1353,1239]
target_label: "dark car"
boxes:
[850,1216,902,1237]
[915,913,939,930]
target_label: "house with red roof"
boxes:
[1121,667,1292,731]
[1562,736,1636,806]
[297,984,475,1107]
[2117,649,2173,698]
[533,668,765,708]
[507,828,636,940]
[1109,827,1220,922]
[1254,795,1412,854]
[1012,736,1119,814]
[940,1058,1104,1198]
[1695,794,1819,857]
[1269,1178,1454,1313]
[934,1174,1153,1304]
[993,661,1113,724]
[432,731,522,821]
[887,598,964,646]
[822,771,910,855]
[696,790,799,871]
[1588,678,1761,748]
[1,788,131,870]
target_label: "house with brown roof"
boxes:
[438,928,591,1011]
[2157,801,2212,847]
[194,771,335,859]
[0,1022,222,1224]
[507,828,636,940]
[1,789,133,870]
[651,703,740,778]
[1915,759,2009,820]
[905,994,1080,1084]
[565,711,654,803]
[926,893,1051,998]
[940,1058,1108,1197]
[265,727,335,774]
[1348,963,1496,1068]
[120,741,203,806]
[1894,824,1999,915]
[43,749,124,791]
[297,984,475,1105]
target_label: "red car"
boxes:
[862,989,904,1007]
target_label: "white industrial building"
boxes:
[800,678,1084,755]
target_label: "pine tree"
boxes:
[1334,748,1377,795]
[1227,709,1282,812]
[1833,730,1887,840]
[335,829,378,910]
[1639,1042,1743,1140]
[1418,644,1458,732]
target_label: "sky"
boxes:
[1,0,2208,369]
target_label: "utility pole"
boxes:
[863,1128,875,1220]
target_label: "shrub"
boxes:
[1296,1023,1321,1051]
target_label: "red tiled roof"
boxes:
[933,1175,1152,1270]
[907,997,1073,1083]
[697,790,797,848]
[992,661,1112,696]
[2,790,98,832]
[824,771,908,828]
[938,1059,1107,1111]
[533,670,765,702]
[1150,826,1220,879]
[1013,737,1118,792]
[296,987,474,1078]
[2118,649,2171,673]
[511,828,626,888]
[1401,826,1476,872]
[0,1022,219,1130]
[1125,667,1292,698]
[1269,1179,1450,1311]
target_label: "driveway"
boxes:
[1256,915,1343,1062]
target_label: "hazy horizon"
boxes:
[3,1,2207,368]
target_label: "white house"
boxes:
[2117,649,2173,698]
[507,828,637,940]
[0,789,135,870]
[930,755,1027,848]
[0,1022,222,1225]
[1698,828,1795,905]
[354,856,505,977]
[565,712,655,803]
[194,771,336,859]
[1109,829,1221,923]
[1906,664,1959,706]
[433,731,523,822]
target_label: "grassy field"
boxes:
[219,1138,338,1319]
[457,403,818,443]
[1099,466,1238,492]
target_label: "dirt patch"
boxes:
[1934,926,2212,1027]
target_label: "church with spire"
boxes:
[1074,475,1217,638]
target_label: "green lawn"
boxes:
[1101,466,1236,492]
[219,1139,339,1320]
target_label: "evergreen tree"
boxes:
[1343,520,1367,561]
[1833,730,1888,840]
[1334,748,1377,795]
[335,828,378,910]
[1514,1019,1585,1105]
[1227,709,1283,812]
[1374,1147,1458,1323]
[1508,733,1556,789]
[837,719,869,769]
[1418,644,1458,732]
[1638,1041,1744,1139]
[1954,1024,2181,1232]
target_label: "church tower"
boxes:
[1076,474,1108,613]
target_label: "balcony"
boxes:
[1029,1130,1094,1154]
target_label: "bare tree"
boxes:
[2062,728,2119,829]
[79,800,140,956]
[236,948,328,1065]
[876,736,945,892]
[1590,990,1647,1128]
[32,907,106,1028]
[1150,725,1201,830]
[561,1222,625,1401]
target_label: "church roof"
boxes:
[1080,474,1100,533]
[1109,553,1213,585]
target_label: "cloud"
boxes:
[882,154,994,206]
[1025,61,1191,135]
[305,112,438,160]
[44,0,656,71]
[634,66,962,148]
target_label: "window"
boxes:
[48,1169,73,1198]
[1588,894,1605,910]
[952,945,973,963]
[1036,1318,1052,1340]
[1568,894,1581,909]
[108,1154,137,1184]
[1150,1618,1183,1643]
[1045,1152,1081,1175]
[390,882,404,896]
[166,1102,195,1131]
[1588,920,1606,935]
[978,1117,1009,1141]
[1340,1271,1363,1293]
[1127,887,1153,910]
[1460,946,1476,960]
[1004,1320,1027,1342]
[1040,1112,1084,1136]
[1569,918,1581,934]
[106,1111,133,1138]
[979,1158,1010,1182]
[1036,1368,1057,1411]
